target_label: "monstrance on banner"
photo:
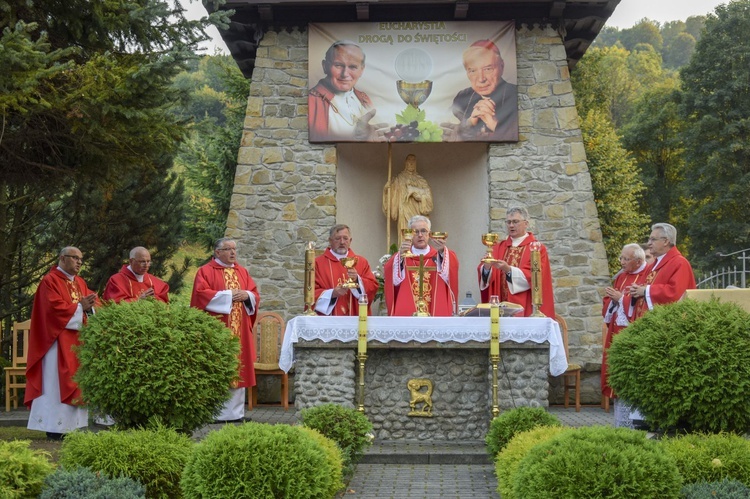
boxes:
[308,21,518,144]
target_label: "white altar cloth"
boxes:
[279,316,568,376]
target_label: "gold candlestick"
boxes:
[303,241,317,315]
[529,241,546,317]
[490,295,501,417]
[357,294,368,413]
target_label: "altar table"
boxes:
[279,315,567,375]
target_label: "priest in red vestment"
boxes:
[102,246,169,303]
[626,223,696,321]
[25,246,100,439]
[315,224,378,316]
[191,238,259,422]
[478,207,555,317]
[601,243,648,402]
[384,215,459,316]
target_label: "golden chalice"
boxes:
[401,228,416,258]
[396,80,433,108]
[430,231,447,241]
[340,257,359,289]
[481,233,500,263]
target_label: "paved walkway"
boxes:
[1,405,614,498]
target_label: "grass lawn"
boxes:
[0,426,62,463]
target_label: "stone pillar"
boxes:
[228,25,610,404]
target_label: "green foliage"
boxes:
[662,433,750,487]
[75,299,239,433]
[0,440,54,499]
[40,467,146,498]
[513,426,681,498]
[608,299,750,433]
[495,425,568,499]
[485,406,562,457]
[679,1,750,269]
[681,479,750,499]
[59,427,193,499]
[181,423,342,499]
[297,427,345,497]
[580,110,649,273]
[619,19,664,52]
[300,403,374,469]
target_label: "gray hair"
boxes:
[328,224,351,238]
[652,223,677,246]
[622,243,645,263]
[59,246,78,258]
[129,246,148,259]
[409,215,431,230]
[214,237,236,251]
[506,206,529,220]
[324,40,366,66]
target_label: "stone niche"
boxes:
[228,25,611,405]
[293,340,550,440]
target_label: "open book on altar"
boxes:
[459,302,524,317]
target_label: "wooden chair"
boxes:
[601,322,611,412]
[4,319,31,412]
[555,314,581,412]
[248,312,289,410]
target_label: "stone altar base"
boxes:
[294,340,551,440]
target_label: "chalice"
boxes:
[340,257,359,289]
[401,229,416,258]
[430,231,447,242]
[481,233,500,263]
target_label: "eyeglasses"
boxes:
[63,255,83,262]
[505,219,526,226]
[412,229,429,235]
[217,247,237,252]
[648,237,667,243]
[133,260,151,265]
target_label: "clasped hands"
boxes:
[604,287,623,302]
[137,288,155,299]
[80,293,97,313]
[468,98,498,131]
[231,290,251,302]
[483,259,511,274]
[628,284,645,299]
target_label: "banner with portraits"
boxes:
[308,21,517,143]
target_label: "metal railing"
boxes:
[696,248,750,289]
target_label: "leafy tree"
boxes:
[679,0,750,269]
[619,18,663,53]
[580,110,649,272]
[0,1,230,326]
[663,32,697,69]
[174,55,250,250]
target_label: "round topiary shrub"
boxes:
[297,427,345,497]
[661,432,750,487]
[300,403,373,470]
[485,406,562,456]
[76,299,239,432]
[40,467,145,498]
[608,299,750,433]
[181,422,343,499]
[59,426,193,499]
[496,425,570,499]
[681,479,750,499]
[0,440,54,498]
[512,426,682,498]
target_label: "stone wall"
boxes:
[294,340,550,440]
[228,25,610,404]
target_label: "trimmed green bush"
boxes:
[681,479,750,499]
[297,427,345,497]
[608,299,750,433]
[40,467,145,498]
[496,425,569,499]
[59,426,193,499]
[181,422,342,499]
[76,299,239,432]
[300,403,373,469]
[662,432,750,487]
[513,426,682,498]
[0,440,54,498]
[485,406,562,456]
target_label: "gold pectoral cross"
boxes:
[406,255,431,317]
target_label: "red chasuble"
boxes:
[384,247,459,317]
[190,259,260,388]
[102,265,170,303]
[626,246,696,321]
[600,267,648,399]
[25,267,100,407]
[477,233,555,318]
[314,248,378,316]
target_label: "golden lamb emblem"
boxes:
[407,378,433,417]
